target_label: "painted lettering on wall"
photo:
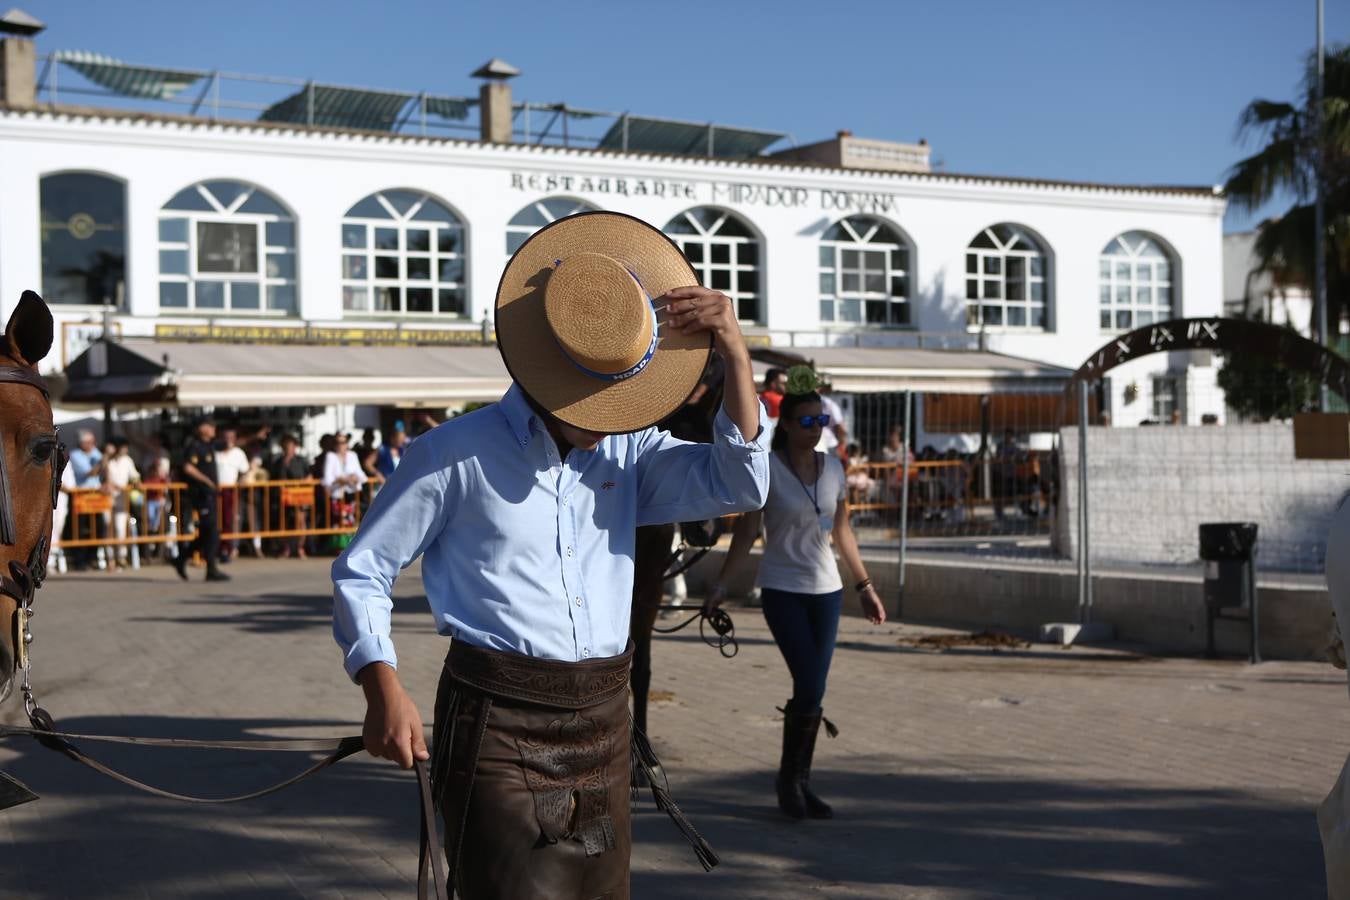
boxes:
[508,171,897,215]
[509,172,698,200]
[819,189,896,215]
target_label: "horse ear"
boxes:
[5,291,54,369]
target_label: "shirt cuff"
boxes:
[714,402,770,452]
[343,632,399,683]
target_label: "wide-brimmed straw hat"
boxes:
[495,211,711,433]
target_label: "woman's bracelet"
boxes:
[855,578,873,593]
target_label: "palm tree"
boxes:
[1224,44,1350,330]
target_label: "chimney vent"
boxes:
[0,8,43,108]
[471,58,519,144]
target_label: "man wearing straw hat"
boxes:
[333,211,769,899]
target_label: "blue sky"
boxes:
[20,0,1348,232]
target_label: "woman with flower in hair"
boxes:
[707,365,886,820]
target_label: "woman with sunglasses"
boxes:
[708,367,886,820]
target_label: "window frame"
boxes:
[339,190,468,319]
[158,181,296,316]
[505,197,598,256]
[964,224,1050,332]
[817,215,913,328]
[1152,375,1179,421]
[662,207,764,325]
[1099,231,1176,332]
[39,171,129,308]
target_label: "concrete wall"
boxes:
[1059,423,1350,572]
[688,548,1333,660]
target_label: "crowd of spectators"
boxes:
[54,415,429,572]
[841,425,1054,526]
[758,369,1053,527]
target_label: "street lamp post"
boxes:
[1315,0,1330,409]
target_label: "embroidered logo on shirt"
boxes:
[601,481,616,490]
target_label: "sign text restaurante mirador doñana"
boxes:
[509,172,898,215]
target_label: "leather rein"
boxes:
[0,365,449,899]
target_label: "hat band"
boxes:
[552,260,660,384]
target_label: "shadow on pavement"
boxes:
[0,716,1324,898]
[1,713,418,898]
[633,760,1324,899]
[127,590,430,634]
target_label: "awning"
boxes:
[598,115,785,158]
[753,346,1073,395]
[63,339,511,408]
[259,85,416,132]
[53,51,206,100]
[63,338,1071,409]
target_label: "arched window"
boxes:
[158,180,296,314]
[1099,231,1175,330]
[506,197,597,255]
[39,173,127,306]
[965,224,1049,330]
[818,216,912,326]
[341,190,467,317]
[663,208,762,323]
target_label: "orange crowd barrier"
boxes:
[55,477,386,550]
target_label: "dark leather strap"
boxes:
[16,708,366,804]
[416,758,449,900]
[5,713,448,898]
[0,366,51,400]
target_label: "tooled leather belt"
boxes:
[445,639,633,709]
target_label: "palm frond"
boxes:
[1223,136,1310,210]
[1236,99,1299,141]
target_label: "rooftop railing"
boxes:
[32,52,788,155]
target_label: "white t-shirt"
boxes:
[215,446,250,487]
[104,455,140,492]
[322,450,368,499]
[756,451,846,594]
[55,459,76,516]
[816,394,844,452]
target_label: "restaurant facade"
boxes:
[0,26,1228,450]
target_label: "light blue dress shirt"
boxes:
[332,383,769,680]
[68,446,102,489]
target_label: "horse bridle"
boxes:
[0,365,67,713]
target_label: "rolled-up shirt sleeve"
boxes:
[331,436,452,681]
[635,401,770,527]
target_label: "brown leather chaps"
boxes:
[431,641,635,900]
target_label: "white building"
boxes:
[0,24,1228,448]
[1222,230,1313,337]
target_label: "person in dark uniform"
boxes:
[173,416,230,583]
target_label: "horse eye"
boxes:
[31,441,54,462]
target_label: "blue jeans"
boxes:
[760,587,843,712]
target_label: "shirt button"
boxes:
[566,547,573,557]
[575,596,583,607]
[582,647,590,658]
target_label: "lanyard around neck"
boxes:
[780,450,820,514]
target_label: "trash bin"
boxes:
[1198,522,1259,663]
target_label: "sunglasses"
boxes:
[796,414,831,428]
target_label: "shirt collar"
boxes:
[499,383,539,450]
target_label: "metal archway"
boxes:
[1068,316,1348,399]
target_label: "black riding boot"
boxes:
[775,705,808,820]
[796,709,833,820]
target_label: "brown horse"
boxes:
[629,359,725,736]
[0,292,63,706]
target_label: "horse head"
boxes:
[0,292,61,706]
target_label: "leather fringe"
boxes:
[630,719,719,872]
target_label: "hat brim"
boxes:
[495,211,712,434]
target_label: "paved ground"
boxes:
[0,557,1344,898]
